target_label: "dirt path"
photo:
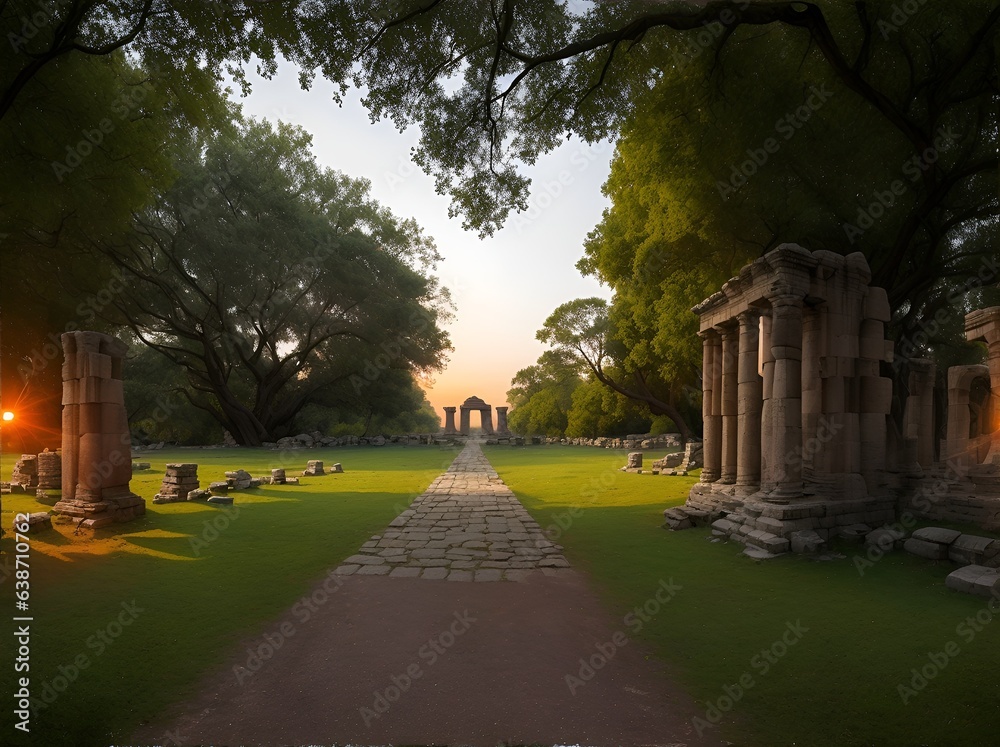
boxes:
[133,444,722,746]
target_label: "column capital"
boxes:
[769,291,805,309]
[736,308,762,328]
[698,328,721,340]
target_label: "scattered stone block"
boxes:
[271,468,286,485]
[302,460,325,476]
[331,463,343,473]
[209,481,230,493]
[948,534,1000,566]
[207,495,234,505]
[946,565,1000,596]
[224,469,252,490]
[285,477,300,485]
[153,463,199,503]
[186,488,211,501]
[11,454,38,488]
[864,527,906,552]
[621,452,642,472]
[132,462,151,471]
[791,530,826,554]
[18,512,52,534]
[837,524,872,544]
[912,527,961,546]
[36,450,62,490]
[904,537,949,560]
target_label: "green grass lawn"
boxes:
[484,445,1000,747]
[0,445,454,746]
[4,442,1000,746]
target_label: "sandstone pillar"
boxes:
[53,331,145,528]
[736,310,762,488]
[766,294,803,500]
[443,407,458,434]
[459,408,471,435]
[496,407,510,434]
[700,330,722,483]
[719,324,739,484]
[481,408,495,435]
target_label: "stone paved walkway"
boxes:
[335,441,570,581]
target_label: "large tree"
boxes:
[536,297,698,441]
[92,116,452,445]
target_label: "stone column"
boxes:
[719,323,739,484]
[481,408,495,435]
[459,408,471,435]
[496,407,510,434]
[902,359,936,467]
[700,330,722,483]
[766,294,804,500]
[736,310,762,489]
[443,407,458,434]
[53,331,145,528]
[800,307,823,477]
[965,308,1000,463]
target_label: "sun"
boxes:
[2,411,13,422]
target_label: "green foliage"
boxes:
[99,114,452,444]
[565,378,651,439]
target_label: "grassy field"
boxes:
[0,445,454,746]
[484,445,1000,747]
[3,442,1000,746]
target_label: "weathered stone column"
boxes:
[736,310,762,488]
[443,407,458,434]
[902,359,936,467]
[53,331,145,528]
[496,407,510,434]
[459,408,471,435]
[481,408,495,435]
[700,330,722,483]
[800,307,823,477]
[766,294,804,500]
[719,323,739,484]
[759,312,775,491]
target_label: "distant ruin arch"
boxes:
[442,396,510,436]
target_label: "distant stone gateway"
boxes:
[442,396,510,436]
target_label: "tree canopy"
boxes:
[4,2,995,236]
[93,115,452,445]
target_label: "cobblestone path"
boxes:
[334,441,570,581]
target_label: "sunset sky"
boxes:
[235,60,615,423]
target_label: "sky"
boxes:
[232,60,614,423]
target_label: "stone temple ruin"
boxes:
[51,331,145,528]
[664,244,1000,558]
[442,396,510,436]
